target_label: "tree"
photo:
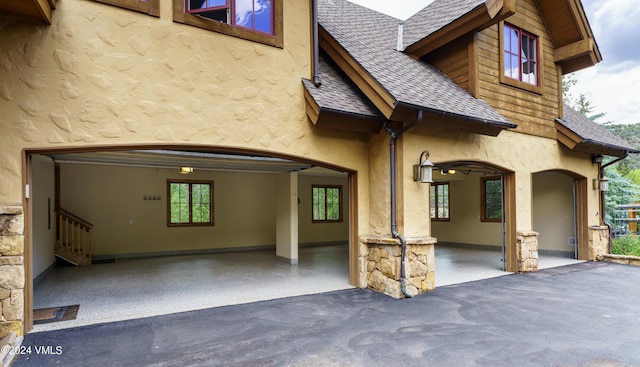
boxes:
[604,169,640,224]
[562,74,607,123]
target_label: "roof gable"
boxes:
[316,0,515,135]
[402,0,516,58]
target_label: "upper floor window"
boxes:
[312,185,343,223]
[174,0,283,48]
[503,24,538,86]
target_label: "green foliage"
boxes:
[604,124,640,170]
[612,234,640,257]
[312,186,341,221]
[604,169,640,223]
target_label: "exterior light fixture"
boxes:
[600,176,609,192]
[179,167,194,174]
[440,169,456,175]
[413,150,434,183]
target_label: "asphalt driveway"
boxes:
[15,262,640,366]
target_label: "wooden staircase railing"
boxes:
[55,208,93,266]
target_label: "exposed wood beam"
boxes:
[554,39,594,63]
[319,27,396,119]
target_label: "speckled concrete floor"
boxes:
[32,244,581,332]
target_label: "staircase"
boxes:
[55,209,93,266]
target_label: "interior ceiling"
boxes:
[47,150,321,174]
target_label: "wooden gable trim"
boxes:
[537,0,601,74]
[303,88,321,125]
[405,0,515,59]
[555,122,582,149]
[319,27,396,119]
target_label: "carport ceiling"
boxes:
[48,150,315,173]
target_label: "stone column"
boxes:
[0,206,25,337]
[516,230,538,273]
[588,225,609,261]
[275,172,298,264]
[358,236,436,298]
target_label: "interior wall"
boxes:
[58,163,349,257]
[431,172,502,246]
[60,163,280,256]
[533,171,575,253]
[298,172,349,244]
[31,155,55,279]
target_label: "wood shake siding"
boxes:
[476,0,560,139]
[424,36,471,93]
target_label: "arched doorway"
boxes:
[24,146,358,332]
[532,170,588,265]
[429,160,517,286]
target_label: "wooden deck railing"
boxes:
[55,208,93,266]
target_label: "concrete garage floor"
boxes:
[32,244,582,332]
[19,261,640,367]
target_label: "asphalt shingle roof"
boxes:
[402,0,486,49]
[302,55,383,119]
[318,0,514,128]
[557,105,639,153]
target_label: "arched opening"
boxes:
[532,170,588,266]
[429,160,517,286]
[24,145,358,332]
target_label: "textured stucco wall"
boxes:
[0,0,370,206]
[404,127,602,234]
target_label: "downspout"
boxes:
[383,110,424,298]
[600,152,629,252]
[312,0,321,87]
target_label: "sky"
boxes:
[348,0,640,124]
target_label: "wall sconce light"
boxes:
[440,169,456,175]
[179,167,194,174]
[593,176,609,191]
[413,150,434,183]
[600,176,609,192]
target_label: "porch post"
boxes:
[275,172,298,264]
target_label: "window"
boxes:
[430,182,449,221]
[481,176,502,222]
[93,0,160,16]
[174,0,283,48]
[167,180,214,226]
[312,185,343,223]
[503,24,538,85]
[500,22,542,93]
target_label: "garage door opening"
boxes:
[26,148,356,332]
[430,162,513,286]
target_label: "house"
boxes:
[0,0,635,337]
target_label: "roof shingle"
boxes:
[318,0,513,127]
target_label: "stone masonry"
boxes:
[516,230,539,273]
[359,236,436,298]
[0,206,24,337]
[588,225,609,261]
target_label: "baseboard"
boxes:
[33,262,56,287]
[437,242,502,251]
[92,241,348,262]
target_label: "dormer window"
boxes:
[504,24,538,85]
